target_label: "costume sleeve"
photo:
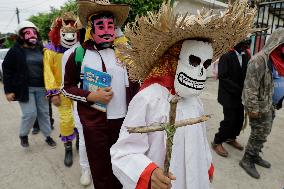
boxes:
[44,49,60,96]
[136,163,158,189]
[2,48,17,94]
[199,98,214,180]
[62,52,92,104]
[218,54,242,97]
[242,57,266,113]
[202,118,214,180]
[208,163,214,178]
[110,92,156,189]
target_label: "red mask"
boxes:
[92,18,115,45]
[22,28,38,45]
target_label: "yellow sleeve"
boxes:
[114,36,129,62]
[44,48,60,96]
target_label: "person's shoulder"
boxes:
[134,83,169,101]
[219,50,233,62]
[248,52,266,69]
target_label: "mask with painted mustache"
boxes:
[92,18,116,47]
[98,34,114,40]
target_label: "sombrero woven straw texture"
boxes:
[61,12,82,32]
[51,12,78,29]
[77,0,130,27]
[120,0,256,81]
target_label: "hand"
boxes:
[151,168,176,189]
[51,95,61,107]
[248,112,261,119]
[6,93,15,101]
[87,87,113,104]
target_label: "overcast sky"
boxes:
[0,0,69,34]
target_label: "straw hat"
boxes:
[51,12,78,29]
[77,0,130,27]
[119,0,256,81]
[60,12,82,32]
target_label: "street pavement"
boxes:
[0,79,283,189]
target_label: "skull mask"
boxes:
[174,40,213,97]
[60,30,78,48]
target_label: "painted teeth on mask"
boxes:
[178,72,205,90]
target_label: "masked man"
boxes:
[61,28,91,186]
[44,12,80,167]
[240,28,284,179]
[3,21,56,148]
[212,39,251,157]
[110,1,255,189]
[62,0,138,188]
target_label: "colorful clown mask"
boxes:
[174,40,213,97]
[60,30,78,48]
[91,17,115,47]
[22,27,38,45]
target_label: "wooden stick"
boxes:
[127,115,211,133]
[163,97,178,176]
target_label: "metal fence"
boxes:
[252,0,284,54]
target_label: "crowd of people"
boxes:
[2,0,283,188]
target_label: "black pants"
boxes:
[214,104,244,144]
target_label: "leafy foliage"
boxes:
[2,38,15,48]
[28,0,167,40]
[111,0,164,23]
[29,0,77,41]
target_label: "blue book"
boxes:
[83,66,112,112]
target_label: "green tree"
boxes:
[3,38,15,48]
[28,0,167,40]
[111,0,164,23]
[29,0,77,41]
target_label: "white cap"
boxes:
[16,21,38,35]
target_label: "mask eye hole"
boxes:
[203,59,212,69]
[189,55,201,67]
[62,33,65,37]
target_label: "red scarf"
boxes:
[139,42,183,95]
[270,44,284,76]
[140,74,176,95]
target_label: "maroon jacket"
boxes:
[62,41,139,127]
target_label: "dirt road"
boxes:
[0,79,283,189]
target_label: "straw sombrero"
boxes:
[119,0,256,81]
[51,12,78,29]
[61,12,83,33]
[77,0,130,27]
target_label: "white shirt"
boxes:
[235,50,244,67]
[82,48,129,119]
[111,83,212,189]
[61,42,81,85]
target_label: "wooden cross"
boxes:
[127,95,211,176]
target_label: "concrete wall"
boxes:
[175,0,227,15]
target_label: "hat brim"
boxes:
[78,1,130,27]
[118,1,256,81]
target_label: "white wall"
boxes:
[174,0,227,77]
[175,0,227,15]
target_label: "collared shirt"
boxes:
[235,50,244,67]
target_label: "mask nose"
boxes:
[199,66,204,76]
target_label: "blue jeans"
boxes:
[19,87,51,138]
